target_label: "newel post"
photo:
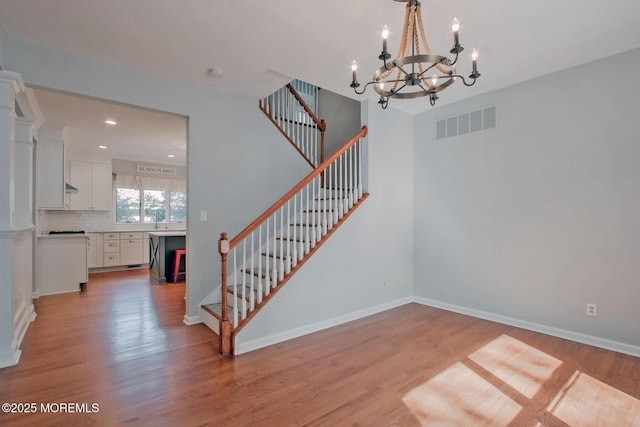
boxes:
[218,232,232,356]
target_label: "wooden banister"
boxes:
[229,126,367,249]
[260,82,327,168]
[285,83,326,131]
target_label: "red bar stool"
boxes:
[173,249,186,283]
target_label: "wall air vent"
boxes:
[436,106,496,140]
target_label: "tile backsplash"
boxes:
[38,210,186,233]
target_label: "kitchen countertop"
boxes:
[148,231,187,237]
[87,229,186,233]
[38,233,88,239]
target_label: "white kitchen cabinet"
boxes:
[37,138,66,209]
[103,233,120,266]
[142,232,150,264]
[68,161,112,210]
[87,233,104,268]
[89,231,158,270]
[37,235,88,295]
[103,253,120,266]
[120,232,143,265]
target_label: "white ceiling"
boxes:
[2,0,640,162]
[28,86,188,166]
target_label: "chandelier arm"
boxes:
[451,74,479,87]
[416,62,441,79]
[417,82,431,93]
[448,52,460,67]
[352,81,378,95]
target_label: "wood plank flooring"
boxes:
[1,269,639,426]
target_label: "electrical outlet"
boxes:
[586,303,597,317]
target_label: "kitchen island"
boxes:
[148,231,186,284]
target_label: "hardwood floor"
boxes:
[1,269,639,426]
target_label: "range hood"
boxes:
[65,183,79,193]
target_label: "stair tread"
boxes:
[240,268,269,279]
[227,283,259,294]
[262,252,286,259]
[202,303,233,320]
[275,236,305,242]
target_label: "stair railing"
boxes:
[217,126,368,355]
[259,81,326,168]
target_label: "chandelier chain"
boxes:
[416,5,448,77]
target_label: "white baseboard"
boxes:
[413,297,640,358]
[0,348,21,369]
[0,304,34,369]
[14,303,36,351]
[183,314,201,326]
[236,297,413,355]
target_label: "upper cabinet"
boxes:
[37,135,66,210]
[68,161,112,210]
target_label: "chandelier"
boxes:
[349,0,480,109]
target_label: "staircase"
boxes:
[259,80,326,168]
[202,81,368,356]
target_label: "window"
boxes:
[170,191,187,222]
[114,174,186,224]
[115,188,140,222]
[144,190,166,223]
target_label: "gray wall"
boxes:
[318,88,361,157]
[413,48,640,349]
[0,27,6,67]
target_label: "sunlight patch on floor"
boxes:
[547,371,640,427]
[468,334,563,398]
[402,362,521,426]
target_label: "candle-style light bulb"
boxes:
[471,49,478,73]
[451,18,460,33]
[382,25,389,53]
[382,25,390,40]
[431,74,438,87]
[452,17,460,50]
[351,60,358,82]
[379,25,392,61]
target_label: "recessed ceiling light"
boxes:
[98,145,108,149]
[168,154,176,158]
[105,119,117,126]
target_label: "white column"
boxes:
[14,118,35,227]
[0,71,22,225]
[0,70,37,369]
